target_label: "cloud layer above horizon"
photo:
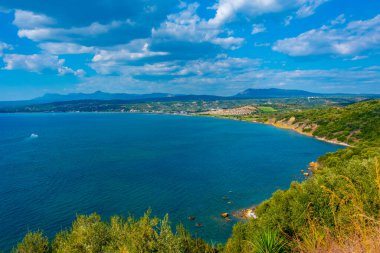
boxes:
[0,0,379,100]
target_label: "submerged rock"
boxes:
[220,212,229,218]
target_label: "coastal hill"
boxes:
[203,99,380,146]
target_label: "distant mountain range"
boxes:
[34,91,176,102]
[0,88,378,108]
[233,88,321,98]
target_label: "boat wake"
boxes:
[28,133,39,140]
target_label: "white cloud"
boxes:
[17,20,128,41]
[76,55,262,94]
[13,9,55,29]
[295,0,328,18]
[349,55,368,61]
[89,51,260,78]
[176,55,260,76]
[273,14,380,56]
[208,0,329,26]
[330,14,346,25]
[152,3,244,49]
[0,42,13,55]
[39,42,95,54]
[58,66,86,77]
[283,15,293,26]
[13,9,133,42]
[90,39,169,74]
[252,24,266,34]
[2,53,84,76]
[92,39,168,62]
[254,42,270,47]
[211,37,244,49]
[76,65,380,95]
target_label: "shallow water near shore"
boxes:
[0,113,342,251]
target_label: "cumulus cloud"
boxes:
[12,9,134,42]
[13,9,55,29]
[39,42,95,54]
[152,3,244,49]
[2,54,85,76]
[211,37,244,49]
[76,55,263,94]
[208,0,329,26]
[89,39,169,74]
[273,14,380,56]
[252,24,266,34]
[177,55,260,76]
[17,20,130,41]
[76,64,380,95]
[93,39,168,61]
[90,51,260,78]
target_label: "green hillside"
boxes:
[275,100,380,145]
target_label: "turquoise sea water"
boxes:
[0,113,341,251]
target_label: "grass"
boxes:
[258,106,277,113]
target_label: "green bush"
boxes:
[13,231,49,253]
[13,211,218,253]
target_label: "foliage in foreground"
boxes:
[225,155,380,252]
[13,211,218,253]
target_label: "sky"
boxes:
[0,0,380,100]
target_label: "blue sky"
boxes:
[0,0,380,100]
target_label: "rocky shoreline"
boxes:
[232,206,258,220]
[197,112,351,221]
[260,117,351,147]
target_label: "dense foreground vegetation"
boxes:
[11,100,380,252]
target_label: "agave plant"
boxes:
[250,230,287,253]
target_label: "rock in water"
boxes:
[221,212,229,218]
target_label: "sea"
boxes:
[0,113,342,251]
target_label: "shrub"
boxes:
[13,231,49,253]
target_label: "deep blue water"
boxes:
[0,113,341,251]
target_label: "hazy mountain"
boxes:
[233,88,321,98]
[0,89,377,109]
[31,88,323,103]
[34,91,175,103]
